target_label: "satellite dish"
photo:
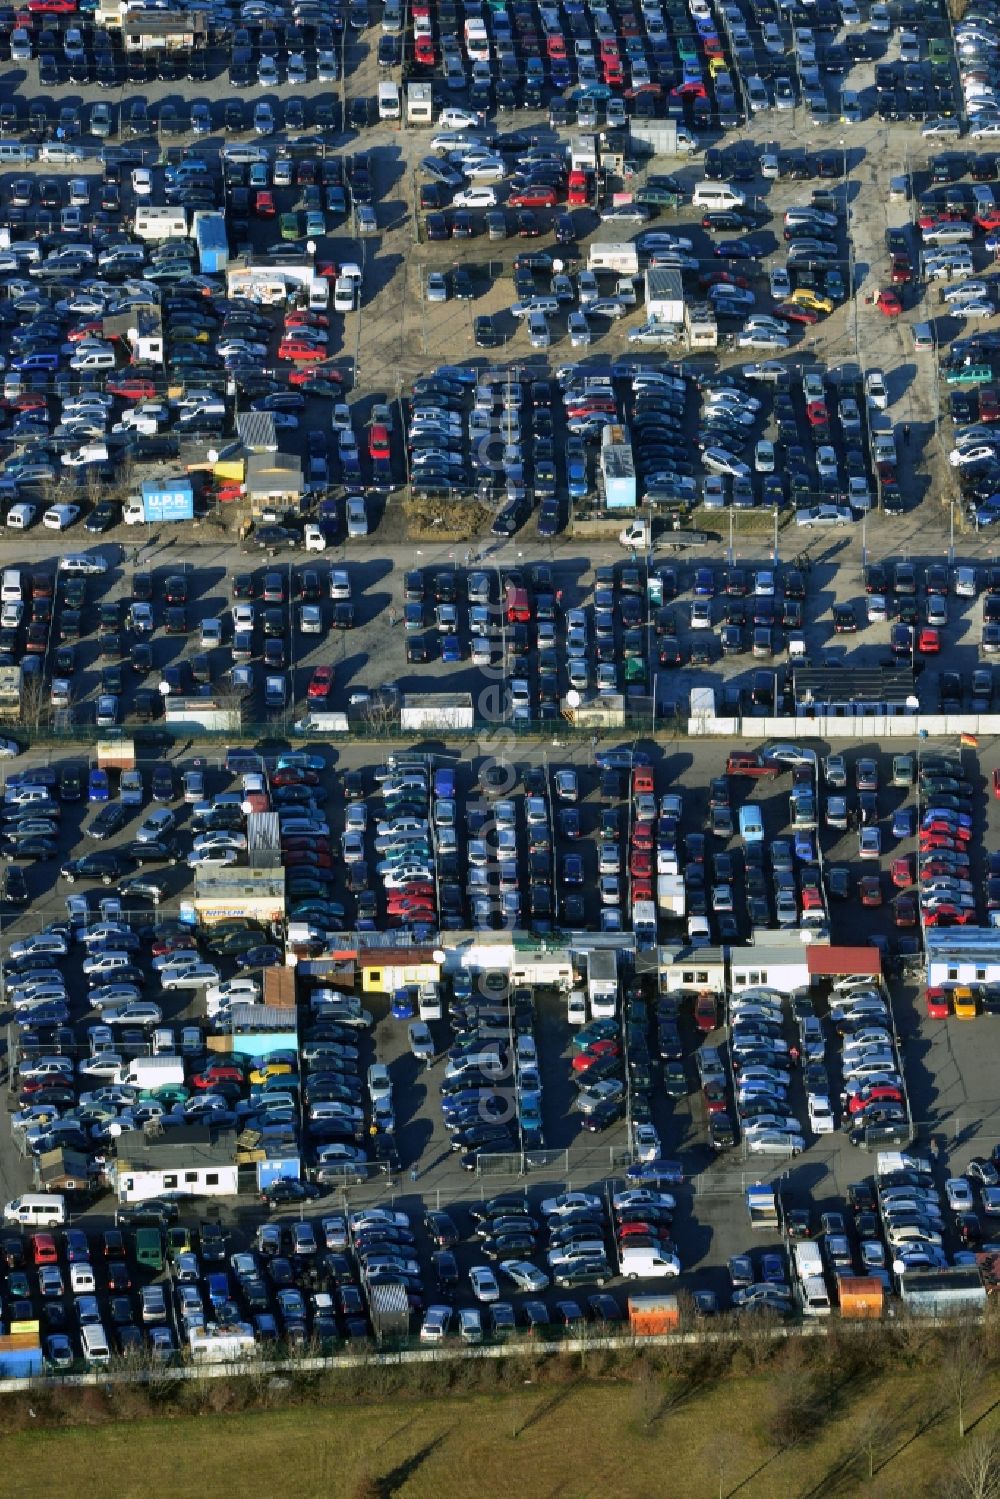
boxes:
[207,449,219,465]
[566,688,581,708]
[433,948,446,965]
[108,1122,122,1137]
[306,238,317,255]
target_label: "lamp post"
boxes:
[772,505,779,566]
[949,494,955,565]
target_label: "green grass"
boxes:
[2,1354,998,1499]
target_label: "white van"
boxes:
[6,504,36,531]
[1,568,22,604]
[70,1261,97,1294]
[620,1245,681,1278]
[3,1193,66,1227]
[81,1322,111,1366]
[692,181,746,209]
[378,81,401,120]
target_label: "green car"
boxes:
[625,655,648,685]
[635,186,683,207]
[279,211,301,240]
[946,364,993,386]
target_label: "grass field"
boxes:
[2,1349,998,1499]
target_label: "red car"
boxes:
[26,0,77,10]
[806,399,828,426]
[67,321,103,342]
[151,935,198,957]
[917,625,940,653]
[255,190,276,217]
[630,849,653,877]
[278,341,327,362]
[106,375,156,400]
[980,389,1000,422]
[876,288,902,316]
[32,1233,58,1265]
[272,768,319,787]
[288,365,343,387]
[926,987,951,1019]
[307,664,335,701]
[508,187,557,207]
[993,767,1000,800]
[860,874,882,906]
[890,856,913,888]
[192,1065,243,1090]
[368,423,390,461]
[894,894,917,927]
[630,822,654,852]
[571,1041,621,1071]
[414,36,435,63]
[632,879,654,902]
[631,766,654,795]
[547,33,567,57]
[848,1085,903,1116]
[284,850,333,868]
[775,302,819,325]
[694,993,717,1031]
[285,310,328,329]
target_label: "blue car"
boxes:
[441,635,462,663]
[235,945,283,971]
[88,768,109,802]
[892,806,915,838]
[625,1158,684,1185]
[391,986,415,1019]
[433,767,456,799]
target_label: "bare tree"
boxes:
[851,1399,895,1481]
[699,1430,744,1499]
[950,1432,1000,1499]
[941,1323,986,1440]
[19,670,49,731]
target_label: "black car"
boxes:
[115,1199,180,1227]
[2,864,28,905]
[260,1179,322,1206]
[88,804,126,841]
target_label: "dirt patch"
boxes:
[403,495,493,539]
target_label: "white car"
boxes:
[541,1190,602,1217]
[453,185,498,208]
[946,1177,975,1212]
[702,447,750,478]
[867,594,888,623]
[232,603,254,631]
[858,826,881,859]
[807,1095,835,1133]
[865,370,888,409]
[131,167,152,197]
[795,505,853,527]
[737,330,789,351]
[42,504,81,530]
[499,1259,549,1292]
[206,979,260,1009]
[690,599,712,629]
[754,439,775,473]
[469,1264,500,1302]
[160,963,220,991]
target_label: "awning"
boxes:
[806,946,882,978]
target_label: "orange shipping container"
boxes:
[628,1294,679,1336]
[263,966,296,1009]
[837,1276,884,1319]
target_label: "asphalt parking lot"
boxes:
[1,0,1000,1366]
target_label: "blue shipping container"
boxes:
[141,479,194,524]
[194,211,229,274]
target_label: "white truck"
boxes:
[657,874,686,918]
[792,1241,831,1316]
[417,981,442,1021]
[587,949,618,1019]
[619,518,652,549]
[632,899,657,950]
[114,1056,185,1090]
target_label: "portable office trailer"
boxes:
[407,82,433,124]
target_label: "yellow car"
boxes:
[708,55,728,77]
[952,987,978,1020]
[790,288,834,314]
[249,1062,294,1086]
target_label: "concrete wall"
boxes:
[689,714,1000,739]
